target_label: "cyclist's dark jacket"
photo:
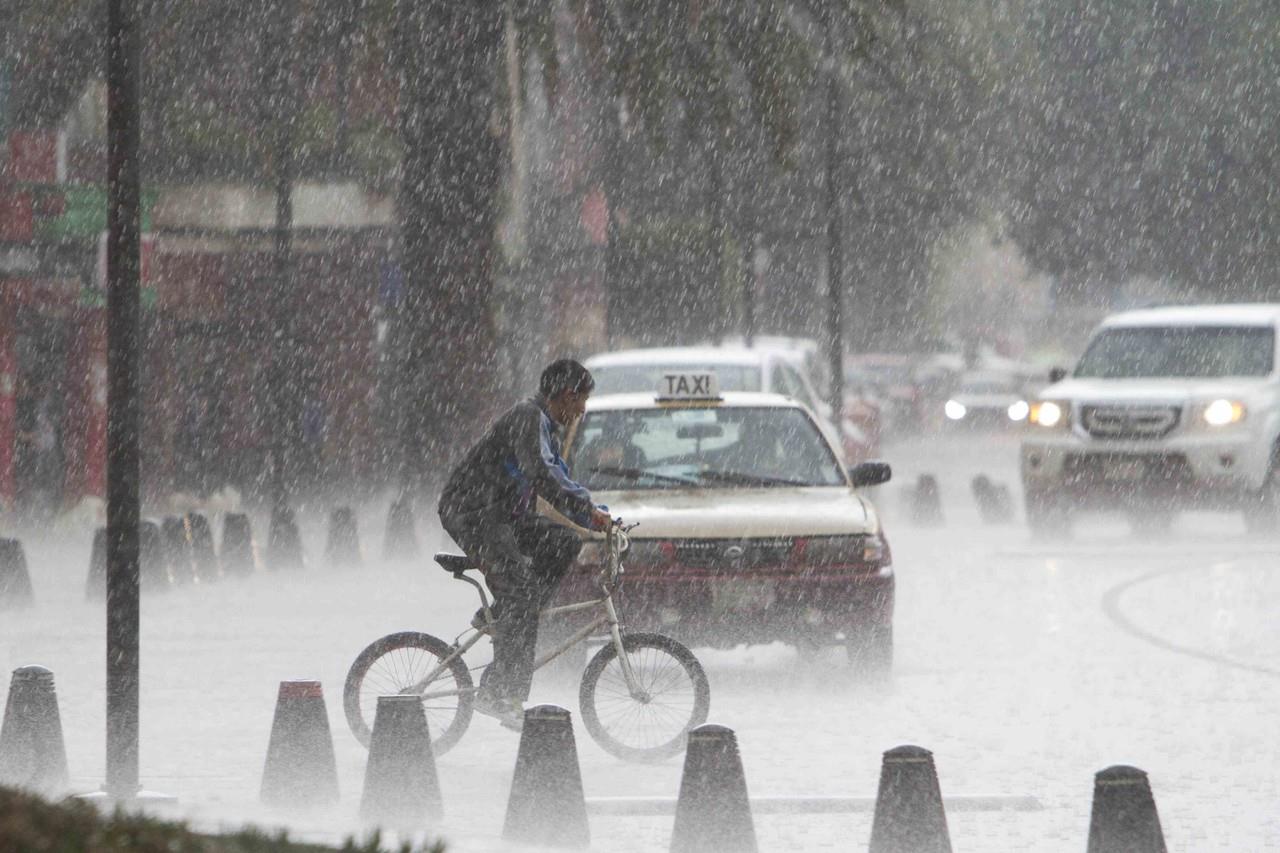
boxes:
[439,396,595,527]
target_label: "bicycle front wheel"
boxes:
[579,632,710,762]
[343,631,473,755]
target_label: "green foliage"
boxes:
[0,785,445,853]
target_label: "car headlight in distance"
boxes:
[1029,400,1066,428]
[1007,400,1030,422]
[944,400,967,420]
[1203,399,1246,427]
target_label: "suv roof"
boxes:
[1102,303,1280,329]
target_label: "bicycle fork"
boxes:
[604,595,650,703]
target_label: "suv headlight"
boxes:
[1029,400,1069,429]
[1200,399,1246,427]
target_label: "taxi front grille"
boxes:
[1081,404,1180,439]
[669,538,795,569]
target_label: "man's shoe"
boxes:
[472,692,524,732]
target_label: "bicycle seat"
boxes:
[434,553,476,576]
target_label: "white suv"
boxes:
[1021,304,1280,534]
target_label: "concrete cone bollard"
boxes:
[0,538,35,611]
[359,695,442,827]
[220,512,257,576]
[325,506,362,569]
[85,527,108,600]
[161,516,196,584]
[1086,765,1167,853]
[383,497,419,561]
[909,474,944,526]
[972,475,1014,524]
[0,665,70,794]
[185,512,220,582]
[869,744,952,853]
[268,506,305,571]
[260,680,339,809]
[87,524,169,597]
[139,520,171,591]
[503,705,589,848]
[670,724,757,853]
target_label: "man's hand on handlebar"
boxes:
[589,507,614,531]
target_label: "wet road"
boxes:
[2,428,1279,850]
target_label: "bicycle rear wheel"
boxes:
[343,631,474,755]
[579,632,710,762]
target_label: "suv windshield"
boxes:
[569,406,846,491]
[589,363,761,395]
[1075,326,1275,379]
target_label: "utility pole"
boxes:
[105,0,142,802]
[822,11,847,420]
[267,0,296,514]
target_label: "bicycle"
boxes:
[343,514,711,762]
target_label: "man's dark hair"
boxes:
[540,359,595,398]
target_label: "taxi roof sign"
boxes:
[656,371,722,401]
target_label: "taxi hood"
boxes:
[597,487,877,539]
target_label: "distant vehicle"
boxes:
[716,335,833,402]
[553,374,896,673]
[845,353,924,433]
[943,371,1030,428]
[585,346,876,462]
[1022,303,1280,535]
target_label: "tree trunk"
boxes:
[396,1,503,498]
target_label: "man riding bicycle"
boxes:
[438,359,611,730]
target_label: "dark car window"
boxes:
[1075,326,1276,379]
[570,406,846,490]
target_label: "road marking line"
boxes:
[585,795,1044,815]
[1101,567,1280,678]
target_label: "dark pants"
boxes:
[440,509,582,703]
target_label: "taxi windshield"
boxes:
[590,364,762,394]
[569,406,846,490]
[1075,326,1275,378]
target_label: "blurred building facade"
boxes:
[0,131,394,514]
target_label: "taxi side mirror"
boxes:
[1048,366,1068,384]
[850,461,892,488]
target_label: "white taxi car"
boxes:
[549,372,896,673]
[1022,304,1280,533]
[584,346,877,462]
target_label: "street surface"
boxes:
[2,429,1279,850]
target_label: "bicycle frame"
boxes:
[406,523,647,702]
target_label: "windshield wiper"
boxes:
[695,470,812,488]
[588,465,700,487]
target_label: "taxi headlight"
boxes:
[1029,400,1068,429]
[1201,399,1246,427]
[1007,400,1030,422]
[801,535,888,566]
[944,400,967,420]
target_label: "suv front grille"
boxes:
[1081,404,1180,439]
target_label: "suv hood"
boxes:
[596,487,876,538]
[1041,377,1270,403]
